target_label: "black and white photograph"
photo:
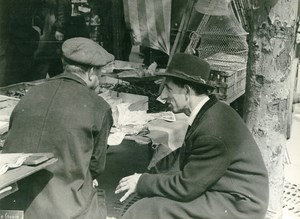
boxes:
[0,0,299,219]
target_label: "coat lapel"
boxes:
[185,95,218,140]
[179,95,218,169]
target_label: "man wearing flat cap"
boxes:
[1,37,114,219]
[116,53,269,219]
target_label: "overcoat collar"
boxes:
[185,95,218,140]
[51,72,87,87]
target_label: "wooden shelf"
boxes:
[0,158,57,199]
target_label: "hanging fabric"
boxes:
[123,0,171,55]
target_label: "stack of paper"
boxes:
[0,95,20,134]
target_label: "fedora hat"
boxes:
[156,53,215,90]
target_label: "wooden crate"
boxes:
[207,60,247,103]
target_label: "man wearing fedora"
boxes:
[116,53,269,219]
[1,37,114,219]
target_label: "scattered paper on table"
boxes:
[156,111,176,122]
[0,121,9,135]
[108,132,126,146]
[116,103,152,125]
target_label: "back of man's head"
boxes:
[61,37,114,74]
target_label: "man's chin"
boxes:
[170,106,179,114]
[170,107,184,114]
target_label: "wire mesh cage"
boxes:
[194,0,232,16]
[191,1,249,102]
[197,5,248,64]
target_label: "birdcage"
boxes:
[197,6,248,62]
[193,2,248,103]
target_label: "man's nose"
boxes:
[157,87,167,104]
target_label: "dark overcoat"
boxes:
[122,95,269,219]
[1,73,113,219]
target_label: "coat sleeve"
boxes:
[89,108,113,179]
[136,135,231,202]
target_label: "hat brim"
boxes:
[155,71,215,90]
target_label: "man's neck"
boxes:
[186,94,210,126]
[72,72,93,88]
[186,94,208,116]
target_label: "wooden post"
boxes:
[169,0,196,63]
[111,0,123,60]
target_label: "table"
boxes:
[0,157,57,200]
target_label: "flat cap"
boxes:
[62,37,114,67]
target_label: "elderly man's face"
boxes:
[159,79,187,114]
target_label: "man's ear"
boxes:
[87,67,94,81]
[184,84,191,101]
[184,84,191,95]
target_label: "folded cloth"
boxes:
[146,116,189,169]
[0,153,31,175]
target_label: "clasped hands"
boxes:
[115,173,142,202]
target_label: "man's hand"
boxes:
[115,173,142,202]
[55,31,64,41]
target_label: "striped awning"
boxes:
[123,0,171,55]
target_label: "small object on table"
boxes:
[23,153,54,166]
